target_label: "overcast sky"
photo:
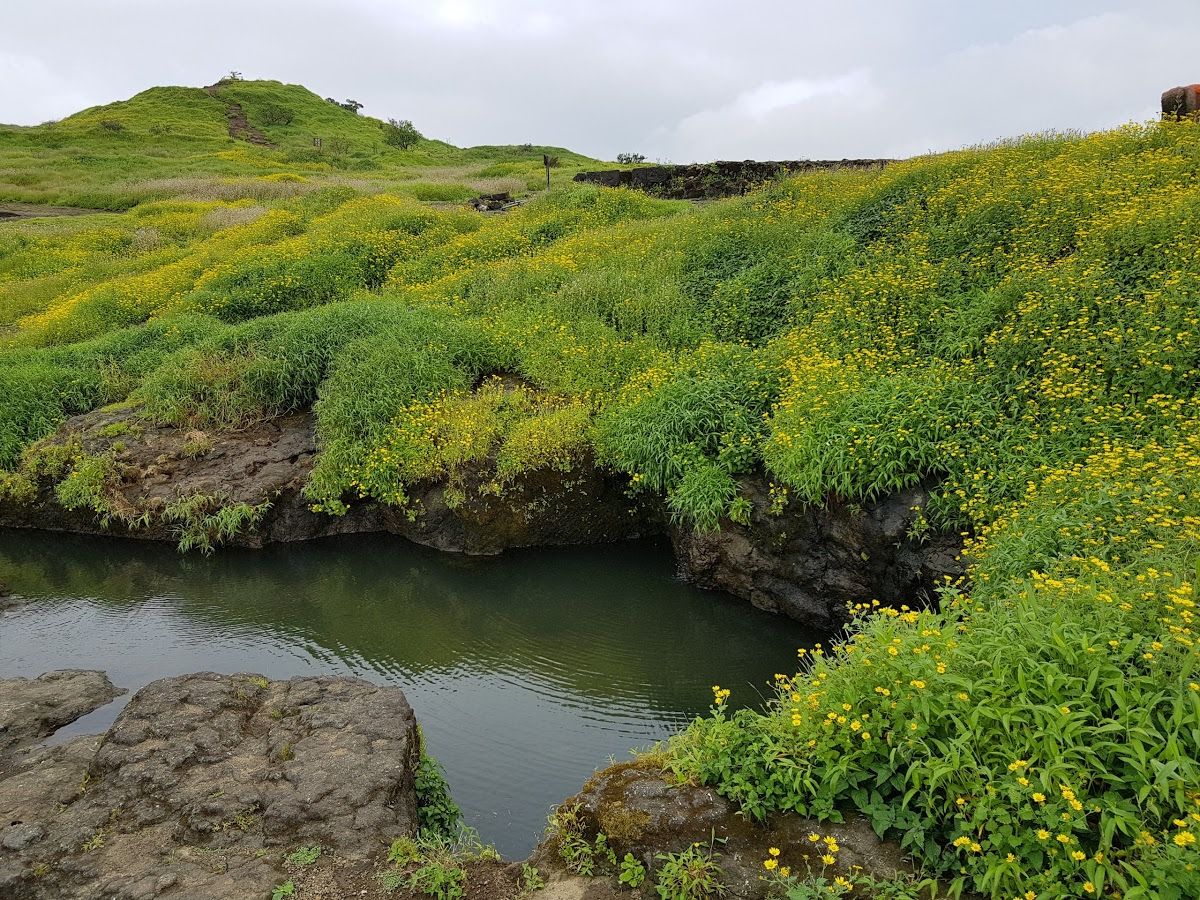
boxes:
[1,1,1196,162]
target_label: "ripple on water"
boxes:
[0,530,818,857]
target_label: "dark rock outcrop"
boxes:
[0,404,651,555]
[530,760,909,899]
[670,478,963,630]
[574,160,892,200]
[0,671,421,900]
[1162,84,1200,120]
[469,192,517,212]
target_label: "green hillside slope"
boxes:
[0,78,597,209]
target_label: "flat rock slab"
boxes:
[0,670,121,757]
[0,672,421,899]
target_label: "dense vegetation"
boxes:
[2,81,1199,898]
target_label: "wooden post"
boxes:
[544,154,551,191]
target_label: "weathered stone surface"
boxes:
[1162,84,1200,120]
[0,672,421,900]
[0,670,120,757]
[531,761,910,900]
[574,160,892,200]
[0,404,651,555]
[671,477,962,630]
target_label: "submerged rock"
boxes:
[0,671,420,899]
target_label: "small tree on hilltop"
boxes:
[383,118,422,149]
[616,152,646,164]
[326,98,364,113]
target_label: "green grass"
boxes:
[2,82,1199,898]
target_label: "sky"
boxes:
[1,0,1197,162]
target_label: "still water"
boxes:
[0,529,816,856]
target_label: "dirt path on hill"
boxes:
[204,84,275,147]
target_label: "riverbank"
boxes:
[0,401,962,632]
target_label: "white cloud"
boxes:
[0,51,92,125]
[737,72,872,119]
[646,6,1197,162]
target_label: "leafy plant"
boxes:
[619,852,647,888]
[520,863,545,892]
[414,731,463,840]
[271,882,295,900]
[654,844,724,899]
[285,845,321,867]
[549,804,617,877]
[52,452,114,516]
[407,858,466,900]
[162,492,271,553]
[388,836,422,867]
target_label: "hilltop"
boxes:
[0,78,598,209]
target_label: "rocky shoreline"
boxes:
[0,671,911,900]
[0,671,421,899]
[0,405,961,631]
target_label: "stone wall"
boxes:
[573,159,892,199]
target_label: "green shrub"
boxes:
[259,104,294,126]
[53,452,114,516]
[383,118,422,149]
[162,493,271,553]
[594,343,774,530]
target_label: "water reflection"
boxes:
[0,529,815,856]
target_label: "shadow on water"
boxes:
[0,528,819,856]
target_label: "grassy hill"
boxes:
[0,81,1198,897]
[0,78,598,209]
